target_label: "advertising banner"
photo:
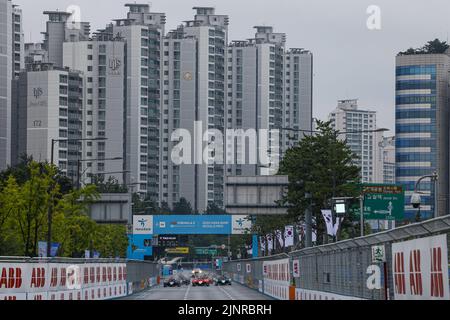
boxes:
[262,258,291,300]
[153,215,233,235]
[133,215,153,235]
[0,262,127,300]
[392,234,449,300]
[292,260,300,278]
[231,215,252,234]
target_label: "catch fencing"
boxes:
[224,215,450,300]
[0,257,160,300]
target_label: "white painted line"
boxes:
[218,286,235,300]
[184,285,192,300]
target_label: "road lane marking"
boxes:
[183,285,192,300]
[218,286,235,300]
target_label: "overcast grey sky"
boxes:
[15,0,450,132]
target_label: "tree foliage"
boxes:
[0,159,128,258]
[254,120,361,246]
[172,198,193,215]
[399,39,449,55]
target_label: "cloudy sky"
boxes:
[15,0,450,132]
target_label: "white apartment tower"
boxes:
[226,27,313,177]
[1,0,23,170]
[42,11,90,68]
[179,7,228,212]
[111,4,166,199]
[329,99,378,183]
[15,62,83,180]
[63,34,126,185]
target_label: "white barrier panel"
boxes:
[0,262,127,300]
[295,288,365,300]
[392,234,449,300]
[262,258,290,300]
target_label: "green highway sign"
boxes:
[195,248,218,256]
[362,184,404,221]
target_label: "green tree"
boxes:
[132,193,160,215]
[0,160,101,257]
[172,198,193,215]
[277,120,361,244]
[92,224,128,258]
[92,176,128,194]
[203,203,227,215]
[399,39,449,55]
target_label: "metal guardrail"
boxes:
[0,257,161,297]
[224,215,450,300]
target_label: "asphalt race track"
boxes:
[121,274,272,301]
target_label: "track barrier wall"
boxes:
[0,257,160,300]
[223,215,450,300]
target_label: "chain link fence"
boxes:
[224,215,450,300]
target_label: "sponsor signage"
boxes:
[133,215,153,235]
[292,260,300,278]
[392,234,449,300]
[165,247,189,254]
[232,215,252,235]
[157,235,179,247]
[144,215,254,235]
[153,215,232,235]
[262,258,291,300]
[0,262,127,300]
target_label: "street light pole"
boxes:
[47,137,107,258]
[360,195,364,237]
[47,139,56,258]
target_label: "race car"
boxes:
[163,277,182,287]
[215,276,232,286]
[191,276,210,287]
[177,275,191,286]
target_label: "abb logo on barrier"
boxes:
[0,267,23,289]
[392,234,449,300]
[30,267,46,288]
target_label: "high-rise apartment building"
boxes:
[0,0,23,170]
[11,3,23,78]
[25,42,47,69]
[110,4,166,199]
[42,11,90,68]
[226,27,313,177]
[14,62,83,181]
[376,135,396,184]
[395,52,450,219]
[283,48,313,150]
[161,7,228,212]
[227,26,285,177]
[160,25,197,207]
[329,99,378,183]
[63,35,126,185]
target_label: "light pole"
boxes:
[47,137,107,258]
[281,127,390,243]
[411,172,438,220]
[77,157,123,189]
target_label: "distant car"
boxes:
[192,276,210,287]
[163,277,181,287]
[177,275,190,286]
[192,268,202,276]
[215,276,232,286]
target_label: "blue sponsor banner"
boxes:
[153,215,232,235]
[252,235,259,258]
[127,234,153,260]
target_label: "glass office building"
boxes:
[395,53,450,220]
